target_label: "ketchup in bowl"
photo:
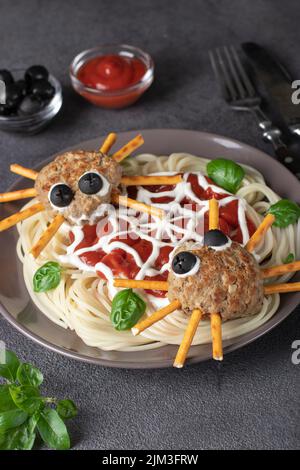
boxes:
[70,45,154,109]
[78,55,146,91]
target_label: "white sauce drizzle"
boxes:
[59,171,253,304]
[68,203,113,226]
[208,238,232,251]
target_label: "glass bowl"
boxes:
[69,44,154,109]
[0,73,62,134]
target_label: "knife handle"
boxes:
[273,145,300,179]
[251,107,300,178]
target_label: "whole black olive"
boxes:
[5,83,23,109]
[15,79,28,97]
[19,96,44,115]
[31,79,55,102]
[78,172,103,195]
[0,104,15,116]
[0,69,14,86]
[49,184,74,208]
[203,229,229,247]
[25,65,49,84]
[172,251,199,275]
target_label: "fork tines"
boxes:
[209,45,256,103]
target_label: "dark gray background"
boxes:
[0,0,300,450]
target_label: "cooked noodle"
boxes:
[16,153,299,351]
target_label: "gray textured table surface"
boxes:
[0,0,300,450]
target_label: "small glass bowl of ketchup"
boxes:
[70,44,154,109]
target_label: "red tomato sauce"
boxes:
[76,54,148,109]
[70,177,256,297]
[78,55,146,91]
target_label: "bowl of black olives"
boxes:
[0,65,62,134]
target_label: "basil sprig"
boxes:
[33,261,61,293]
[110,288,146,331]
[207,158,245,193]
[267,199,300,228]
[0,350,77,450]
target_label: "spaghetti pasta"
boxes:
[16,153,299,352]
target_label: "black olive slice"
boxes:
[78,172,103,195]
[172,251,198,275]
[203,229,229,247]
[49,183,74,208]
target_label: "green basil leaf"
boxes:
[9,385,42,415]
[110,288,146,331]
[284,253,295,264]
[267,199,300,228]
[37,408,70,450]
[207,158,245,193]
[17,363,43,387]
[0,409,28,433]
[0,414,38,450]
[57,399,78,420]
[33,261,61,293]
[0,385,17,412]
[28,411,40,434]
[0,429,35,450]
[0,350,20,381]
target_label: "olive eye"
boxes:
[171,251,200,277]
[203,229,229,247]
[78,172,103,195]
[49,183,74,208]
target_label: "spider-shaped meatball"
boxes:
[35,150,122,225]
[168,230,264,321]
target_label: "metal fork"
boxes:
[209,45,300,176]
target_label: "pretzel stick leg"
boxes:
[113,279,169,290]
[173,308,202,368]
[0,188,37,203]
[0,203,44,231]
[100,133,117,154]
[262,260,300,278]
[121,175,182,186]
[30,214,65,258]
[209,198,219,230]
[10,164,38,180]
[208,200,223,361]
[112,134,144,162]
[264,282,300,294]
[112,194,165,219]
[132,300,181,336]
[246,214,275,252]
[211,312,223,361]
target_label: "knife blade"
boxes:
[242,42,300,132]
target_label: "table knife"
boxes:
[242,42,300,136]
